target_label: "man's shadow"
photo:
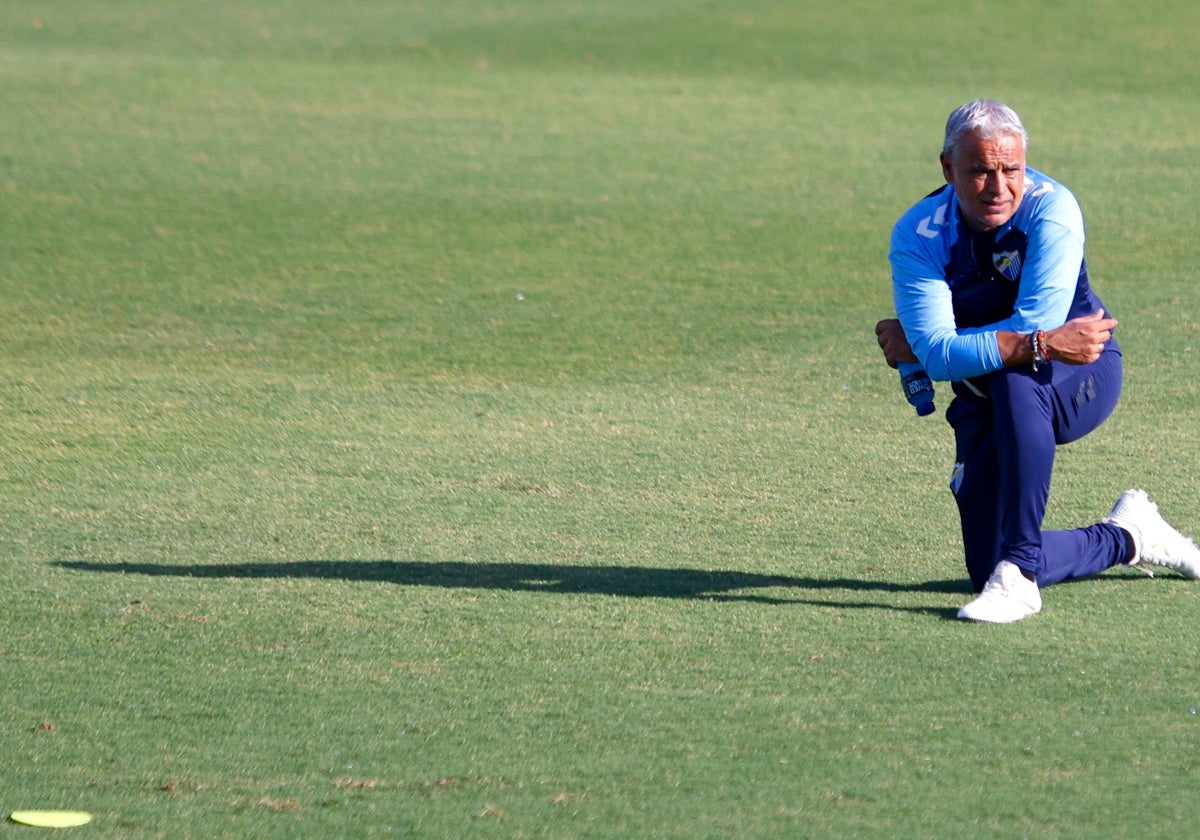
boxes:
[54,559,967,617]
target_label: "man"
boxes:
[875,98,1200,623]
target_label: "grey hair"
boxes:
[942,99,1028,160]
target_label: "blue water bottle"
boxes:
[898,361,936,416]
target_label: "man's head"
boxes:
[940,99,1028,232]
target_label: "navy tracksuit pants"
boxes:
[946,343,1132,592]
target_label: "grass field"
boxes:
[3,1,1200,836]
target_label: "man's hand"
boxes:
[875,318,920,368]
[1045,310,1118,365]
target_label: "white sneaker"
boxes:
[957,560,1042,623]
[1103,489,1200,579]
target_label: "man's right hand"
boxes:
[875,318,920,368]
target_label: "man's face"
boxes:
[940,130,1026,232]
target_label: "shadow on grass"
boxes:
[55,559,967,616]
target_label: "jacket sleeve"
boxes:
[889,230,1004,383]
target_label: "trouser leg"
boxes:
[986,360,1058,573]
[948,346,1127,591]
[948,402,1002,592]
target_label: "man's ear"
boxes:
[940,153,954,184]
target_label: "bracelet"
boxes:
[1031,330,1049,371]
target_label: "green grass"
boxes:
[3,1,1200,836]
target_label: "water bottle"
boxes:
[898,361,936,416]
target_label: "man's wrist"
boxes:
[1027,328,1046,369]
[1031,330,1049,371]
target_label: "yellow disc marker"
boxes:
[10,810,94,828]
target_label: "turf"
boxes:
[3,1,1200,836]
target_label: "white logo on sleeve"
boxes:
[1028,180,1055,199]
[917,202,949,239]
